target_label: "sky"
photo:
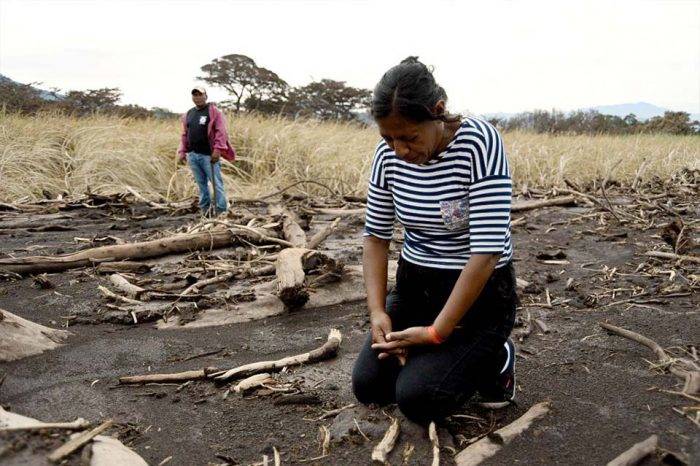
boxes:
[1,0,699,114]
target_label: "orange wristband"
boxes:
[427,325,444,344]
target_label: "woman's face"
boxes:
[376,112,443,165]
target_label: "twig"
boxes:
[243,180,339,201]
[354,418,370,442]
[314,403,356,421]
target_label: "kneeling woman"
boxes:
[352,58,518,424]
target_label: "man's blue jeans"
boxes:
[187,152,228,214]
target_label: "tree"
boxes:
[288,79,371,121]
[59,88,122,115]
[198,54,288,112]
[0,80,49,113]
[642,111,697,135]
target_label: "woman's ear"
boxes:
[433,100,446,117]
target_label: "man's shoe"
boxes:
[476,338,516,409]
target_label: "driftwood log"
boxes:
[275,248,343,308]
[455,401,551,466]
[269,205,307,248]
[0,309,71,362]
[0,227,280,275]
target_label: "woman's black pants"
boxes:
[351,257,517,423]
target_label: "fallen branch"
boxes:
[308,217,342,250]
[511,195,577,212]
[270,205,307,248]
[606,435,658,466]
[0,229,239,275]
[98,285,142,305]
[120,330,342,384]
[181,272,234,296]
[47,419,113,463]
[371,417,399,464]
[560,185,623,222]
[428,421,440,466]
[644,250,700,265]
[213,329,342,381]
[455,401,551,466]
[599,322,700,396]
[119,367,221,385]
[125,186,169,210]
[0,407,90,432]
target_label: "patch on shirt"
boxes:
[439,198,469,230]
[199,116,207,125]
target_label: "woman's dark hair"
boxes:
[371,57,460,123]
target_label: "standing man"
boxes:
[177,86,236,216]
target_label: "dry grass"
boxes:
[0,111,698,203]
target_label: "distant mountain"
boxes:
[591,102,667,120]
[480,102,700,122]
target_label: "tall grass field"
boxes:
[1,111,698,203]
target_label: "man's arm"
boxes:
[210,107,229,162]
[177,113,189,161]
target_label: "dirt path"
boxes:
[1,198,698,465]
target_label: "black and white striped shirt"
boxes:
[364,117,513,270]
